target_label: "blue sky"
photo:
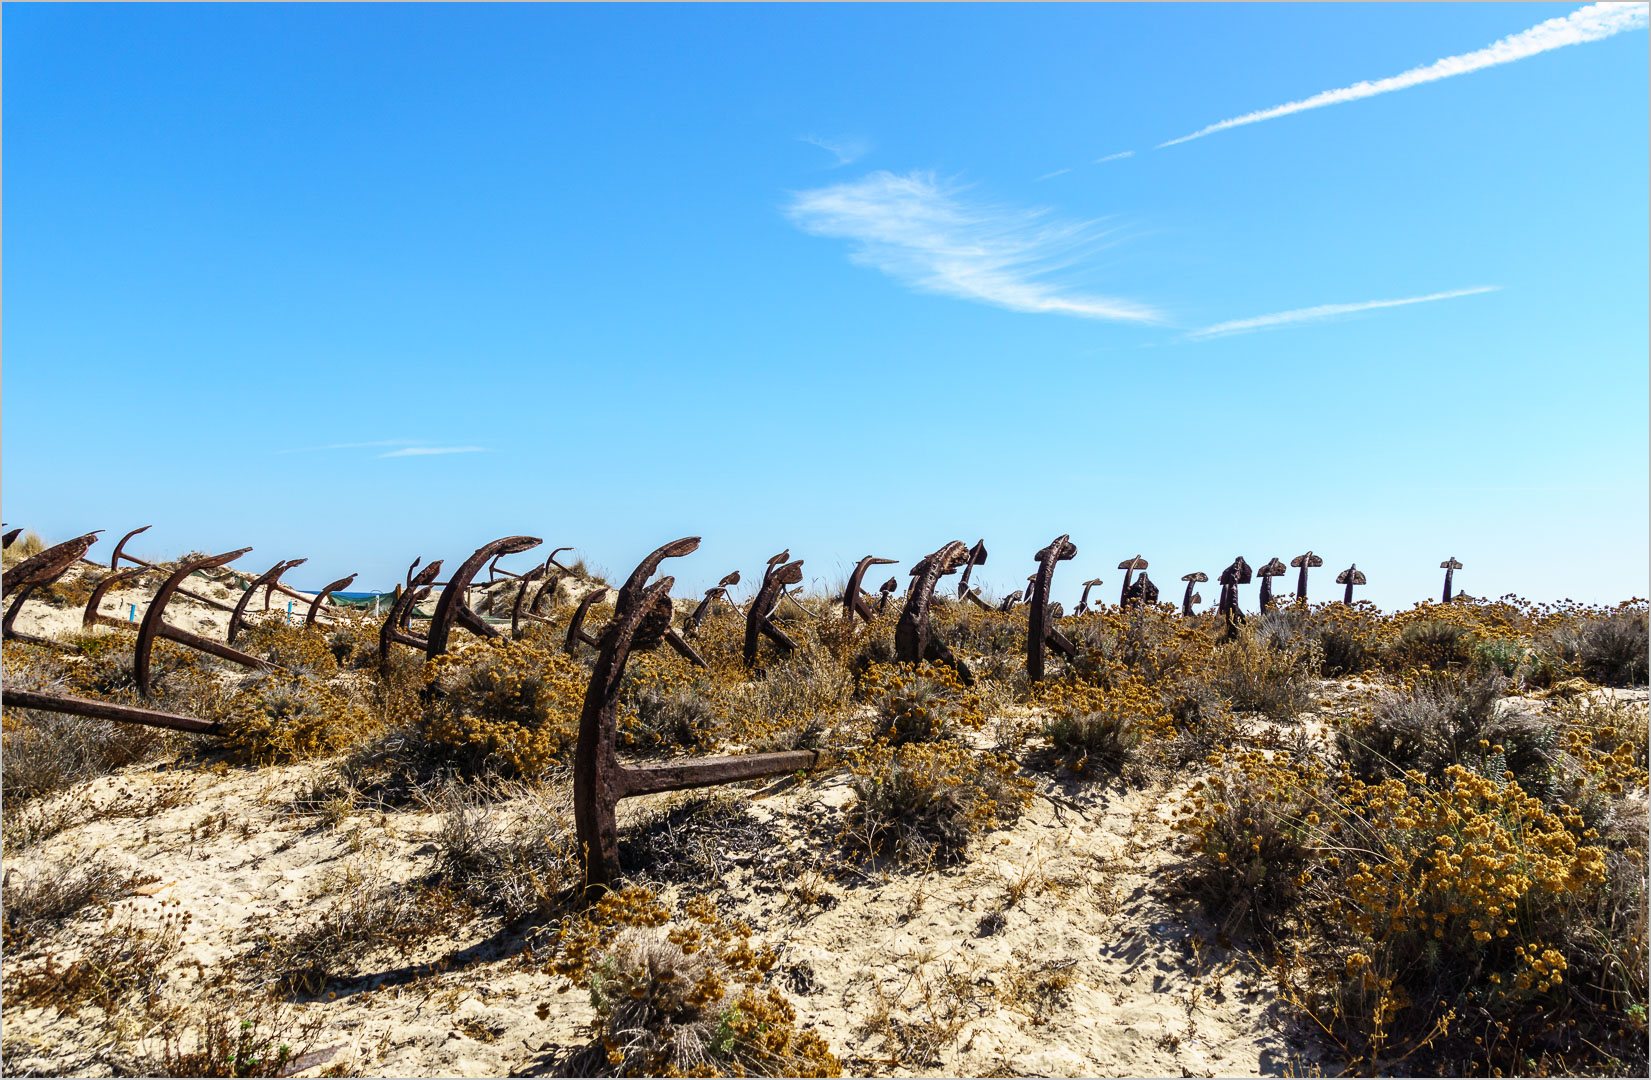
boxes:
[4,2,1647,609]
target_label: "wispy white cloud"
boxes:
[801,133,870,167]
[279,439,420,454]
[377,446,490,459]
[1035,167,1072,181]
[1159,2,1649,148]
[786,171,1162,323]
[1187,285,1499,340]
[1094,150,1135,164]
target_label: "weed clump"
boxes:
[1207,625,1318,721]
[1337,671,1556,789]
[1,858,145,949]
[218,671,379,765]
[844,740,1030,866]
[150,1008,330,1078]
[1177,749,1326,930]
[551,888,841,1077]
[1035,677,1167,776]
[862,660,982,744]
[433,789,580,920]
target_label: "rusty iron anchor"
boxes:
[3,531,105,647]
[1073,577,1104,616]
[875,576,898,615]
[4,688,222,735]
[379,560,443,676]
[1026,535,1079,681]
[82,567,153,631]
[426,536,541,660]
[955,540,988,599]
[1217,557,1252,641]
[685,571,742,636]
[305,573,358,628]
[742,553,803,668]
[896,541,974,685]
[134,549,274,697]
[1256,559,1287,612]
[573,537,817,895]
[227,559,308,643]
[845,558,898,627]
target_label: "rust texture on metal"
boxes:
[1074,578,1104,616]
[684,570,743,635]
[1122,572,1159,609]
[574,537,817,894]
[997,589,1023,613]
[134,547,255,697]
[1290,551,1323,601]
[955,540,988,599]
[896,540,973,684]
[455,603,499,640]
[742,554,803,667]
[3,531,105,641]
[531,573,563,618]
[486,554,521,584]
[546,547,576,573]
[1440,557,1462,604]
[845,558,898,627]
[565,587,609,653]
[1025,535,1077,681]
[4,688,221,735]
[305,574,358,628]
[1180,572,1208,617]
[1256,558,1287,612]
[1217,556,1252,639]
[104,526,246,614]
[426,536,541,660]
[510,578,535,638]
[379,559,442,674]
[1116,556,1148,606]
[109,524,153,571]
[3,530,103,595]
[662,626,708,668]
[2,527,23,549]
[82,567,152,629]
[228,559,307,643]
[875,576,898,614]
[1337,564,1367,604]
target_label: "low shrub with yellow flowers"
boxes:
[1292,765,1612,1070]
[842,738,1031,867]
[1032,675,1171,775]
[419,637,588,777]
[861,660,984,744]
[1176,748,1328,928]
[549,887,841,1077]
[218,671,380,765]
[618,650,722,753]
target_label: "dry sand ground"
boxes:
[3,569,1537,1077]
[0,750,1318,1077]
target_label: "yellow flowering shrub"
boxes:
[1295,766,1614,1069]
[843,740,1032,866]
[860,660,983,744]
[1033,675,1171,775]
[1176,748,1327,926]
[219,672,380,765]
[420,637,588,776]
